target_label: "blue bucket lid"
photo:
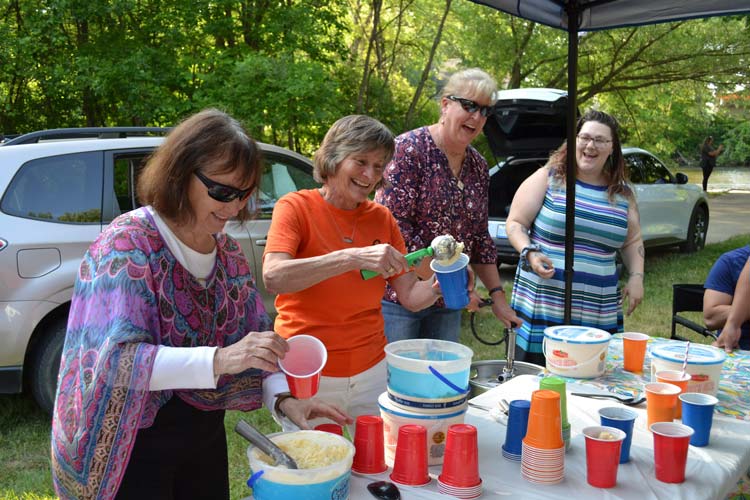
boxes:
[543,325,611,344]
[651,342,726,366]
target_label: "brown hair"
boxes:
[547,109,633,201]
[313,115,394,191]
[137,108,263,223]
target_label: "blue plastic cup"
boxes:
[679,392,718,447]
[501,399,531,460]
[598,406,637,463]
[430,253,470,310]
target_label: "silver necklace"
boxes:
[320,189,360,244]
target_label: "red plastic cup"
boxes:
[390,425,430,487]
[438,424,481,488]
[651,422,694,483]
[278,335,327,399]
[583,426,626,488]
[351,415,387,474]
[314,423,343,435]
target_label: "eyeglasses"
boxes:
[576,134,612,148]
[194,171,253,203]
[447,95,493,117]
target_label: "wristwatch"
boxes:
[520,244,542,272]
[273,391,297,417]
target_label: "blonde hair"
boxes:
[441,68,497,103]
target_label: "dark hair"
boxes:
[313,115,394,190]
[703,136,714,147]
[547,109,632,201]
[137,108,263,224]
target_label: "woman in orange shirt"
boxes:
[263,115,445,427]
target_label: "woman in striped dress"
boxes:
[505,109,645,365]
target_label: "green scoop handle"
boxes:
[360,246,434,280]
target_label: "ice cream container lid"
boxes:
[651,342,727,366]
[543,325,611,345]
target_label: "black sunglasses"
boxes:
[447,95,493,117]
[194,171,253,203]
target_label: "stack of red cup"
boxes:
[521,390,565,484]
[437,424,482,498]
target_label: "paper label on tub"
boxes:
[544,325,611,344]
[650,342,727,365]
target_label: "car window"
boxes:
[641,154,673,184]
[256,157,318,218]
[113,153,150,218]
[1,152,103,223]
[625,154,644,184]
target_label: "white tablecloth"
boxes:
[348,374,750,500]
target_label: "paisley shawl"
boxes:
[50,208,272,499]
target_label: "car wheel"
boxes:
[679,205,708,253]
[29,317,66,415]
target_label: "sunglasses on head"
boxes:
[447,95,493,117]
[194,170,253,203]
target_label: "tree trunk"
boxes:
[404,0,452,129]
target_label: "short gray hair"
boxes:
[313,115,395,188]
[441,68,497,103]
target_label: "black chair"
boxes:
[671,284,718,342]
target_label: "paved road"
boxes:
[706,191,750,244]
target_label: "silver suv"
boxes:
[483,88,710,264]
[0,128,317,414]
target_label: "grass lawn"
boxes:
[1,234,747,499]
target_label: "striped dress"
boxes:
[511,178,630,354]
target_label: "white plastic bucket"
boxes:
[542,326,611,379]
[386,387,468,413]
[378,391,466,466]
[650,342,726,396]
[247,430,354,500]
[384,339,473,401]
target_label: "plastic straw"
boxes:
[681,341,690,376]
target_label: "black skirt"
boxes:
[115,395,228,500]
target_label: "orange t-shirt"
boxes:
[263,189,406,377]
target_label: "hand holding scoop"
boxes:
[360,235,462,280]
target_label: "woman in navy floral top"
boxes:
[375,68,520,343]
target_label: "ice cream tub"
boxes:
[650,342,726,396]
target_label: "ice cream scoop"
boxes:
[360,235,463,280]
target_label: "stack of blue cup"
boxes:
[501,399,531,461]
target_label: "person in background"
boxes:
[705,245,750,351]
[375,68,520,344]
[700,135,724,191]
[50,109,350,500]
[505,109,645,366]
[262,115,444,429]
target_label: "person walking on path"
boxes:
[700,136,724,191]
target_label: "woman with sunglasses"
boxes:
[375,68,520,344]
[263,115,445,428]
[51,109,351,500]
[505,109,645,365]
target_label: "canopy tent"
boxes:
[469,0,750,322]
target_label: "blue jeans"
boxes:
[382,300,462,343]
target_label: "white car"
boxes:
[0,128,318,413]
[484,88,709,265]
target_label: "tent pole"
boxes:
[563,1,580,324]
